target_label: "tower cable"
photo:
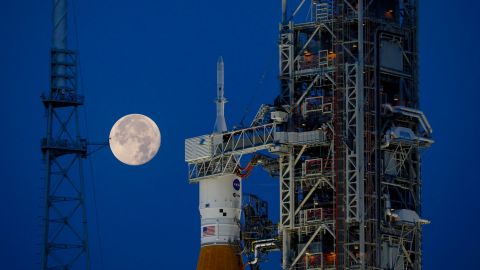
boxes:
[237,44,277,128]
[72,1,106,269]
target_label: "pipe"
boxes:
[248,240,277,265]
[380,136,390,149]
[398,106,433,134]
[53,0,67,49]
[357,0,366,268]
[383,194,399,219]
[52,0,67,91]
[381,104,432,136]
[281,0,287,24]
[417,218,431,225]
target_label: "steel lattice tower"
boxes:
[40,0,90,269]
[276,1,432,269]
[185,1,433,269]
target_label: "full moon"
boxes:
[109,114,161,166]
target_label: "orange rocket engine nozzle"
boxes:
[196,245,244,270]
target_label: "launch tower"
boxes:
[40,0,90,269]
[186,0,433,269]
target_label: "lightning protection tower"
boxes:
[40,0,90,269]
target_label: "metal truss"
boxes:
[184,1,430,270]
[384,144,415,178]
[276,1,427,270]
[188,155,238,182]
[40,1,90,269]
[279,146,337,270]
[279,21,295,106]
[186,123,329,182]
[213,124,277,156]
[187,124,277,182]
[397,225,420,269]
[41,48,90,270]
[381,223,421,270]
[344,63,361,222]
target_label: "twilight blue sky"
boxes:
[0,0,479,269]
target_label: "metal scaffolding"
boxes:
[40,0,90,269]
[185,0,432,269]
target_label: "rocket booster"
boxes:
[214,57,227,133]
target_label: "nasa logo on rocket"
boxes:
[233,179,241,198]
[233,178,241,191]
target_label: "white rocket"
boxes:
[196,57,243,270]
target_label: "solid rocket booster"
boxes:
[197,57,243,270]
[214,56,227,133]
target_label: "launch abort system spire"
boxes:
[214,56,227,133]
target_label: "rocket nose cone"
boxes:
[217,56,224,64]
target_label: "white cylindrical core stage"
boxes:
[199,174,242,245]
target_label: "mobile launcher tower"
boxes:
[185,0,433,269]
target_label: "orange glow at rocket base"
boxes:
[196,245,243,270]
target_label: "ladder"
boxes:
[315,1,333,22]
